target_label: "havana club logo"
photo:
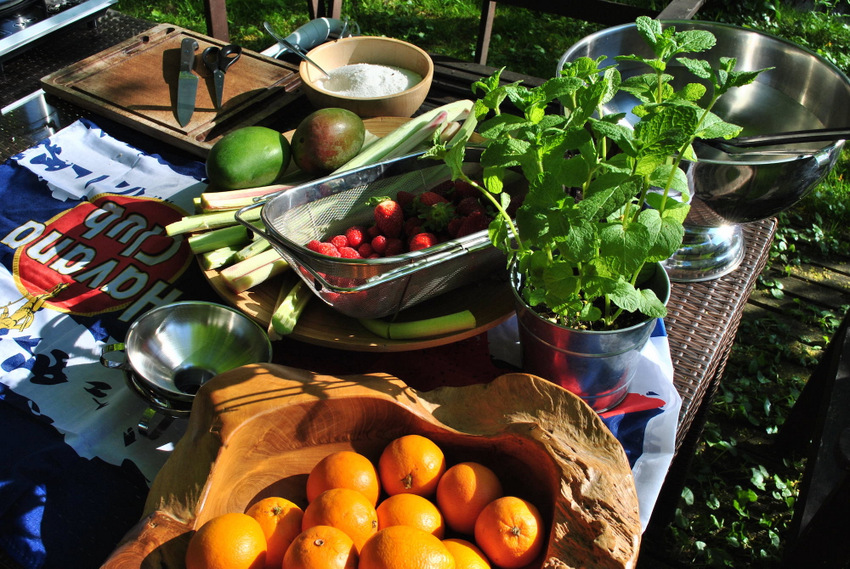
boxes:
[1,193,191,322]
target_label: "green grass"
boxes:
[117,0,614,78]
[113,0,850,565]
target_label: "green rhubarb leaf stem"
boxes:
[166,207,262,236]
[187,225,251,254]
[269,278,312,337]
[358,310,476,340]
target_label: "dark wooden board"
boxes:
[40,24,302,158]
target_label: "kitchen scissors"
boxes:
[202,44,242,108]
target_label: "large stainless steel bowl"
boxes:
[559,20,850,280]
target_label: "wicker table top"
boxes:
[0,9,777,566]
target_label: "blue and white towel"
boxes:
[0,118,208,569]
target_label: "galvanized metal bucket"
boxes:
[511,263,671,412]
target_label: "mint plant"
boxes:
[427,16,767,330]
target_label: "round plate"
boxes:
[200,117,515,351]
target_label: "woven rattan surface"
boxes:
[666,218,777,448]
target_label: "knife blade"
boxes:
[210,68,224,108]
[176,38,199,127]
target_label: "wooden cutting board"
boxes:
[41,24,302,158]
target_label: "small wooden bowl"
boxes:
[103,364,641,568]
[298,36,434,117]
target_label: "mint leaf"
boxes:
[598,220,651,276]
[674,30,717,54]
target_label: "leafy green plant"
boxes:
[429,16,763,330]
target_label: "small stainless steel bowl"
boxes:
[101,300,272,419]
[123,301,272,400]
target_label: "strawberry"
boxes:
[456,196,485,216]
[338,246,362,259]
[306,240,341,257]
[447,217,464,238]
[371,235,388,255]
[419,201,456,233]
[409,232,438,251]
[415,191,449,208]
[384,237,404,256]
[404,216,423,237]
[456,211,491,237]
[396,190,416,209]
[430,180,455,196]
[330,234,349,249]
[371,198,403,237]
[453,180,479,200]
[344,226,366,248]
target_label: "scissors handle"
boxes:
[217,44,242,72]
[202,44,242,73]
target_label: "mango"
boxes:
[206,126,291,190]
[291,108,366,174]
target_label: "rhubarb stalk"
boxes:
[358,310,476,340]
[332,100,473,174]
[269,277,313,338]
[219,249,289,293]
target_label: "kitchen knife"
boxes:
[176,37,199,127]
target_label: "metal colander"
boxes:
[238,149,515,320]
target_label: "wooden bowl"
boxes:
[298,36,434,117]
[102,364,641,568]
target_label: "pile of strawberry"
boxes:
[306,179,504,259]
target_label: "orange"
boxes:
[245,496,304,569]
[375,493,445,538]
[378,434,446,497]
[442,538,491,569]
[473,496,545,569]
[307,450,381,506]
[359,525,456,569]
[436,462,504,535]
[282,525,358,569]
[302,487,378,552]
[185,512,267,569]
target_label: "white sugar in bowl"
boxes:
[299,36,434,118]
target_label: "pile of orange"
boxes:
[185,434,546,569]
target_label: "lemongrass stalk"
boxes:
[358,310,476,340]
[187,225,251,254]
[165,206,263,236]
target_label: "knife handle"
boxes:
[180,38,199,73]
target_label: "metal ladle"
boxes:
[263,21,331,78]
[701,126,850,153]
